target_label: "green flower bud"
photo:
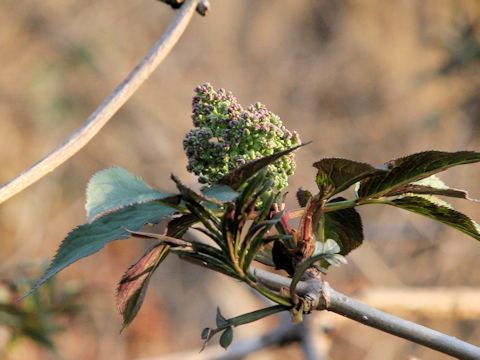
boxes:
[184,83,301,191]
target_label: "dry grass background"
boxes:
[1,0,480,359]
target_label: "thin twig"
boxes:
[252,267,480,359]
[0,0,200,205]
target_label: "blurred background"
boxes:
[1,0,480,359]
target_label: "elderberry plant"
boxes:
[26,84,480,350]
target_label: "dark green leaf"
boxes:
[290,253,328,295]
[201,306,287,351]
[201,327,212,340]
[175,248,239,279]
[242,212,283,271]
[227,305,287,327]
[324,197,364,255]
[357,151,480,198]
[313,158,381,196]
[86,167,175,222]
[117,244,170,330]
[167,214,198,238]
[380,195,480,241]
[26,202,176,296]
[200,327,214,352]
[219,327,234,349]
[216,307,229,328]
[219,143,307,189]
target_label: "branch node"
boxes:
[318,281,331,311]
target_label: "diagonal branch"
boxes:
[0,0,202,205]
[252,267,480,359]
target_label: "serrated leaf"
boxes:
[324,197,364,255]
[313,158,381,196]
[26,202,176,297]
[117,244,170,330]
[380,195,480,241]
[86,167,175,222]
[219,327,233,349]
[218,143,307,189]
[201,185,239,203]
[357,151,480,199]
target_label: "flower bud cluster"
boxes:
[183,83,301,190]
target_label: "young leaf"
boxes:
[357,151,480,199]
[225,305,288,327]
[216,307,229,328]
[379,195,480,241]
[26,202,176,296]
[324,197,364,255]
[201,306,287,351]
[117,244,170,329]
[86,167,176,222]
[201,184,239,203]
[313,158,381,196]
[219,327,234,349]
[218,143,307,189]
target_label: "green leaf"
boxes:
[313,158,381,196]
[117,244,170,330]
[218,143,307,189]
[201,327,212,340]
[201,184,239,203]
[290,253,328,296]
[216,307,229,328]
[227,305,287,327]
[200,305,287,351]
[86,167,175,222]
[324,197,364,255]
[26,202,176,296]
[379,195,480,241]
[219,327,234,349]
[167,214,198,238]
[357,151,480,198]
[385,175,474,199]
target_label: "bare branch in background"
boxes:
[0,0,205,205]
